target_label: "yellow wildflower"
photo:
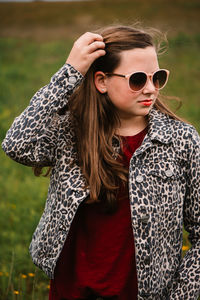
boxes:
[21,274,27,279]
[14,290,19,295]
[47,284,50,289]
[28,273,35,277]
[182,245,189,251]
[0,272,3,276]
[5,272,9,277]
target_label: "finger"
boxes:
[88,41,105,53]
[89,49,106,62]
[82,32,104,45]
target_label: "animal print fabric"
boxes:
[2,64,200,299]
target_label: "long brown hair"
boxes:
[34,25,182,211]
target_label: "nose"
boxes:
[142,77,156,94]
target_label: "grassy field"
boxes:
[0,0,200,299]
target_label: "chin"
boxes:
[136,107,152,116]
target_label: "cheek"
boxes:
[106,80,136,101]
[108,91,139,109]
[106,78,128,97]
[106,79,146,110]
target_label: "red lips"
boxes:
[138,99,153,106]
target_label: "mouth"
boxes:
[138,99,153,106]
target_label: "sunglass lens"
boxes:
[153,70,167,89]
[129,72,147,91]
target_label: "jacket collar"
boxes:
[147,107,174,144]
[112,107,174,155]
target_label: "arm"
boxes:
[2,64,83,167]
[2,32,105,167]
[169,127,200,300]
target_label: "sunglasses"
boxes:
[105,69,169,92]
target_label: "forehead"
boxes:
[115,46,159,73]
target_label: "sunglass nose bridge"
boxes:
[142,74,157,92]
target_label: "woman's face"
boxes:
[104,46,160,122]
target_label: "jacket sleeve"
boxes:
[169,127,200,300]
[1,63,83,167]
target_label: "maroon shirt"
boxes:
[49,128,147,300]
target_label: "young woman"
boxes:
[2,25,200,300]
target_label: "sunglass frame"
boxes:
[105,69,170,92]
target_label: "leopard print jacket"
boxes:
[2,64,200,300]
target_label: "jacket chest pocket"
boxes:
[145,160,184,205]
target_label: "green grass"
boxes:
[160,33,200,129]
[0,0,200,299]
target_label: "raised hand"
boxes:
[66,32,106,75]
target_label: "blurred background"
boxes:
[0,0,200,299]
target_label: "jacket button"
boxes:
[165,169,173,177]
[136,175,143,183]
[68,76,77,84]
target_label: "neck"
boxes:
[116,115,148,136]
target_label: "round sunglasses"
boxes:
[105,69,169,92]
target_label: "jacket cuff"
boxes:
[51,63,84,91]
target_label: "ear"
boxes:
[94,71,107,94]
